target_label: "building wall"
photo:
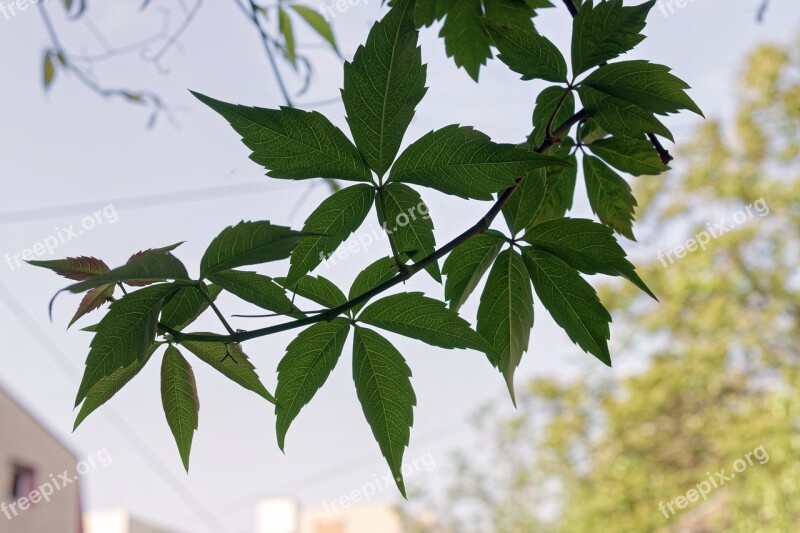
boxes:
[256,499,405,533]
[84,509,176,533]
[0,387,82,533]
[300,504,404,533]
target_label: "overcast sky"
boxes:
[1,1,798,532]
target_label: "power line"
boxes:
[0,180,304,226]
[0,280,227,533]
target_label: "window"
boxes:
[10,464,35,500]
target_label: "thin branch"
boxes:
[561,0,578,17]
[237,0,294,107]
[199,286,236,336]
[141,0,204,74]
[37,2,176,128]
[648,133,674,165]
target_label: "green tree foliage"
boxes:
[32,0,700,493]
[431,36,800,530]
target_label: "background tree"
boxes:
[428,31,800,532]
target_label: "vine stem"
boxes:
[160,109,589,344]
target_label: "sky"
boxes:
[0,1,798,532]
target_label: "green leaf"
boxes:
[69,284,115,328]
[583,155,637,240]
[586,137,669,176]
[519,154,579,233]
[275,319,351,450]
[477,248,534,403]
[200,221,303,278]
[29,256,110,281]
[529,86,575,148]
[193,92,372,182]
[578,86,673,141]
[342,0,427,177]
[502,170,549,235]
[74,344,160,430]
[413,0,440,27]
[572,0,655,75]
[484,0,538,33]
[523,248,611,366]
[161,345,200,471]
[76,284,178,405]
[443,230,505,312]
[278,8,297,67]
[377,183,440,281]
[44,51,56,90]
[182,340,275,403]
[287,185,376,285]
[390,125,573,200]
[439,0,491,81]
[485,21,567,83]
[125,243,187,287]
[276,275,347,310]
[349,257,401,315]
[352,326,416,497]
[209,270,301,317]
[582,60,703,116]
[359,292,488,352]
[160,284,224,332]
[522,217,655,299]
[290,5,339,52]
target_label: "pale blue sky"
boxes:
[0,1,798,532]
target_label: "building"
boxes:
[0,385,83,533]
[83,509,175,533]
[256,498,439,533]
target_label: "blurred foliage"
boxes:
[423,31,800,533]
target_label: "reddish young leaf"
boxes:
[29,256,110,281]
[69,284,115,328]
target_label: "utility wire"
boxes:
[0,180,301,226]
